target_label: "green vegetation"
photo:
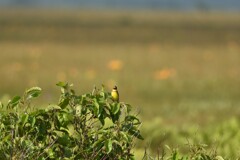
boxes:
[0,84,232,159]
[0,83,143,159]
[0,9,240,158]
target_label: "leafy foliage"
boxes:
[139,118,240,159]
[142,144,226,160]
[0,83,143,160]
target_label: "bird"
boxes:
[111,85,119,102]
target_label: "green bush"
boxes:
[0,82,143,160]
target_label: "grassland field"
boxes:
[0,9,240,158]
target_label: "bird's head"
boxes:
[113,85,117,90]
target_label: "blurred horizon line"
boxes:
[0,0,240,12]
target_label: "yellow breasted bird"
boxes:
[111,85,119,102]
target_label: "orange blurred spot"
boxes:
[154,68,176,80]
[107,60,123,71]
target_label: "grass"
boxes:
[0,9,240,158]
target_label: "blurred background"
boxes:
[0,0,240,158]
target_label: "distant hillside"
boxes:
[0,0,240,11]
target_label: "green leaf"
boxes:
[120,131,129,142]
[125,115,140,123]
[129,155,135,160]
[215,156,225,160]
[201,154,211,160]
[98,114,105,126]
[8,96,21,108]
[46,148,55,159]
[172,151,179,160]
[60,127,70,134]
[105,139,112,154]
[111,103,120,115]
[59,98,69,109]
[165,145,171,151]
[128,128,144,140]
[63,147,72,158]
[124,103,132,113]
[182,156,189,160]
[100,91,106,99]
[93,138,104,150]
[58,134,70,146]
[37,157,46,160]
[101,84,105,91]
[75,105,81,116]
[0,101,3,109]
[29,116,36,127]
[106,102,111,110]
[56,82,69,93]
[136,133,144,140]
[20,114,29,127]
[26,87,42,100]
[56,81,68,88]
[94,98,100,116]
[47,104,62,110]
